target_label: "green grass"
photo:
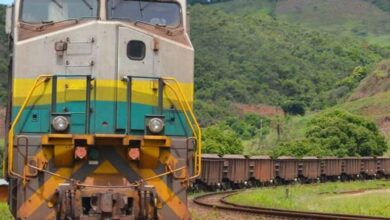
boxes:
[0,204,12,220]
[366,35,390,47]
[228,180,390,217]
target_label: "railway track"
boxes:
[193,190,390,220]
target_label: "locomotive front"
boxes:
[4,0,201,219]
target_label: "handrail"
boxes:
[3,75,201,183]
[162,77,202,180]
[5,75,52,178]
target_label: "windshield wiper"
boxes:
[51,0,63,9]
[82,0,93,10]
[41,20,54,24]
[138,0,144,18]
[20,16,97,32]
[19,20,55,31]
[134,20,169,29]
[21,18,77,31]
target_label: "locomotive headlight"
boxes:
[148,118,164,134]
[52,116,69,132]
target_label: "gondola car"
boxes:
[196,154,224,190]
[299,156,320,182]
[360,157,377,179]
[222,154,248,188]
[248,155,273,186]
[274,156,298,183]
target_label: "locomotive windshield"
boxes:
[20,0,98,23]
[107,0,181,27]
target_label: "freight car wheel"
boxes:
[273,177,283,185]
[340,174,349,182]
[250,179,260,187]
[297,176,306,184]
[320,175,327,183]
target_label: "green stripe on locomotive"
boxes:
[12,101,191,136]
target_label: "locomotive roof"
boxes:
[223,154,246,159]
[202,154,220,159]
[249,155,271,159]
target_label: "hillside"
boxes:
[274,0,390,47]
[341,61,390,139]
[262,63,390,155]
[207,0,390,47]
[210,0,277,14]
[190,1,390,155]
[191,4,389,126]
[349,60,390,100]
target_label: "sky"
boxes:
[0,0,12,5]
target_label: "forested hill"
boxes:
[0,2,389,123]
[199,0,390,46]
[191,4,390,125]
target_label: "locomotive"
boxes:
[3,0,201,219]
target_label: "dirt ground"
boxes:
[189,200,284,220]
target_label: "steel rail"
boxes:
[194,190,390,220]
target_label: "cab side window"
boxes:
[127,40,146,60]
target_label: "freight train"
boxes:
[195,154,390,190]
[3,0,201,219]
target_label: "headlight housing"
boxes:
[148,117,164,134]
[52,116,69,132]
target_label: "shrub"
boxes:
[273,109,388,157]
[282,100,306,116]
[202,124,243,155]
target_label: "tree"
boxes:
[202,123,243,155]
[190,4,387,126]
[273,109,388,157]
[272,139,329,158]
[282,100,306,115]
